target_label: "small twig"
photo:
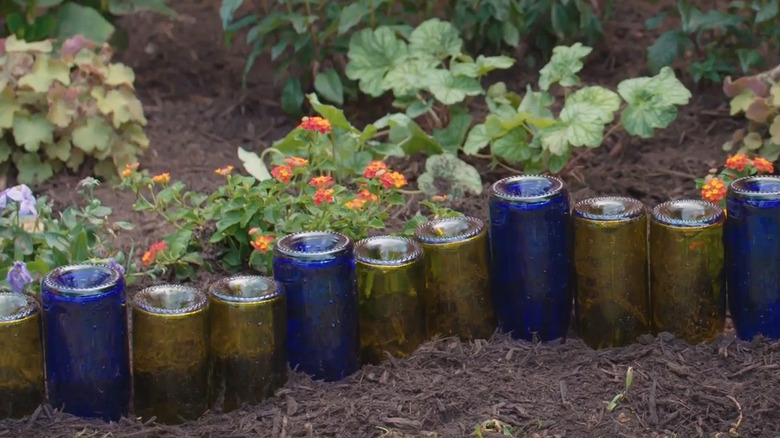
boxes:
[727,395,743,436]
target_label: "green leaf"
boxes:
[313,68,344,105]
[220,0,244,28]
[281,77,304,116]
[408,18,463,61]
[17,55,71,93]
[13,114,54,152]
[647,31,687,74]
[72,117,112,153]
[539,124,571,155]
[0,90,21,129]
[378,114,443,155]
[13,152,54,186]
[491,127,531,163]
[618,66,692,138]
[502,22,520,47]
[756,0,779,23]
[417,154,482,200]
[0,140,11,163]
[463,124,490,155]
[548,147,571,173]
[538,43,593,90]
[382,58,438,97]
[424,70,483,105]
[237,146,271,181]
[44,138,71,161]
[538,87,619,153]
[307,93,356,132]
[55,3,115,44]
[345,27,408,97]
[518,85,555,120]
[566,86,621,124]
[474,55,515,76]
[338,2,370,34]
[70,230,89,262]
[432,107,472,154]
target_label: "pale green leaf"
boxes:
[417,154,482,200]
[72,117,113,153]
[539,124,571,156]
[345,27,408,97]
[55,3,116,44]
[0,140,11,163]
[3,35,52,53]
[770,116,780,145]
[382,58,438,97]
[44,138,71,161]
[518,85,555,119]
[338,2,370,34]
[729,91,755,116]
[13,152,54,186]
[307,93,356,132]
[424,70,482,105]
[13,114,54,152]
[408,18,462,61]
[463,124,490,155]
[383,115,443,155]
[238,146,271,181]
[0,89,21,129]
[538,43,593,90]
[475,55,515,76]
[566,86,621,123]
[618,66,691,138]
[432,107,472,154]
[17,55,71,92]
[491,127,530,163]
[313,68,344,105]
[451,61,479,78]
[104,63,136,87]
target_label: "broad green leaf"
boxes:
[647,30,687,73]
[219,0,244,27]
[538,43,593,90]
[44,138,71,161]
[104,63,136,87]
[405,99,434,118]
[346,27,408,97]
[757,0,779,23]
[338,2,370,34]
[408,18,462,61]
[382,58,438,97]
[491,127,531,163]
[307,93,356,132]
[432,107,472,154]
[13,152,54,186]
[424,70,482,105]
[548,148,571,173]
[72,117,113,153]
[539,124,571,155]
[0,141,10,163]
[518,85,555,119]
[383,115,443,155]
[0,90,21,129]
[13,114,53,152]
[618,66,692,138]
[566,86,621,123]
[417,154,482,200]
[313,68,344,105]
[730,90,756,115]
[70,230,89,262]
[770,116,780,145]
[281,77,304,116]
[502,22,520,47]
[463,124,490,155]
[17,55,70,92]
[451,61,479,78]
[743,132,763,150]
[238,146,271,181]
[55,3,115,44]
[475,55,515,76]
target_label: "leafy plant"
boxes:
[0,35,150,186]
[1,0,176,47]
[721,64,780,162]
[696,153,774,208]
[0,178,137,293]
[646,0,780,82]
[606,366,634,412]
[117,117,412,280]
[461,43,692,174]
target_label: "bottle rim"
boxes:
[651,199,724,227]
[728,175,780,200]
[414,216,484,244]
[274,231,352,261]
[133,284,207,315]
[490,174,565,203]
[41,263,122,298]
[208,275,282,303]
[573,196,645,221]
[354,235,422,266]
[0,291,38,322]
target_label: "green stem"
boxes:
[370,0,376,27]
[148,187,182,229]
[397,189,423,195]
[26,0,36,23]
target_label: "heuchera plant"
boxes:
[119,117,412,281]
[0,35,149,186]
[696,153,774,208]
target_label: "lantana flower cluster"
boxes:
[697,153,775,206]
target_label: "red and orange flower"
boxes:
[271,165,293,183]
[308,175,334,188]
[701,177,727,204]
[284,157,309,168]
[357,189,378,203]
[297,116,332,134]
[363,161,388,179]
[313,188,334,205]
[151,172,170,184]
[250,235,275,253]
[344,198,367,210]
[725,154,751,172]
[379,171,407,189]
[753,157,774,174]
[121,162,139,178]
[142,241,168,266]
[215,165,234,176]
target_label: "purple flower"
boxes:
[106,258,125,276]
[0,185,37,218]
[6,261,32,294]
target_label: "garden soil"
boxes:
[2,1,779,437]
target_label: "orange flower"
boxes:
[363,161,388,178]
[357,189,378,203]
[151,173,170,184]
[284,157,309,168]
[271,165,293,183]
[250,235,274,253]
[142,241,168,266]
[431,194,447,202]
[345,198,367,210]
[313,188,334,205]
[379,171,407,189]
[701,177,727,204]
[297,116,332,134]
[121,162,139,178]
[215,165,234,176]
[308,175,334,188]
[725,154,751,171]
[753,157,774,174]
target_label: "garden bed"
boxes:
[2,1,778,437]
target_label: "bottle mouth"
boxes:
[490,175,565,203]
[574,196,645,221]
[274,231,352,262]
[0,292,37,322]
[415,216,484,244]
[42,263,122,297]
[652,199,724,227]
[208,275,282,303]
[133,284,207,315]
[354,236,422,266]
[728,176,780,200]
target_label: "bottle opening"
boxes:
[134,285,206,315]
[0,292,37,322]
[415,216,484,244]
[355,236,422,266]
[42,264,121,297]
[574,196,645,221]
[491,175,564,202]
[652,199,723,227]
[209,275,281,303]
[729,176,780,199]
[274,231,351,261]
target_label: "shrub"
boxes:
[0,35,149,186]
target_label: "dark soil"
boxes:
[2,1,778,437]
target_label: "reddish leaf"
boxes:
[724,76,769,98]
[60,35,94,58]
[746,98,772,123]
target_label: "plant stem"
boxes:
[398,189,423,195]
[370,0,376,27]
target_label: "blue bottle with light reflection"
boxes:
[41,263,130,421]
[272,231,360,381]
[725,175,780,340]
[488,175,573,342]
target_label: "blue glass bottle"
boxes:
[488,175,573,342]
[273,231,359,381]
[41,263,130,421]
[726,176,780,340]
